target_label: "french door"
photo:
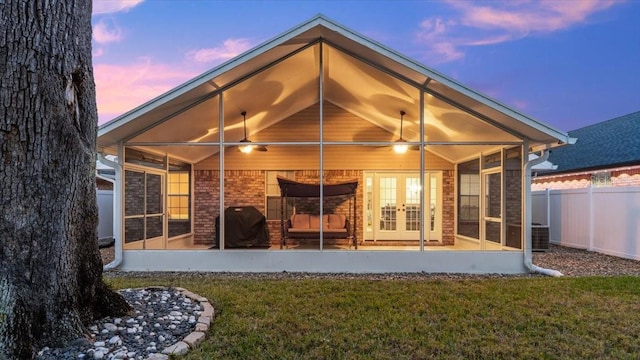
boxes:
[366,172,442,241]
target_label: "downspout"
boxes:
[524,150,563,277]
[97,153,123,271]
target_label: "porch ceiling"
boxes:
[98,15,573,164]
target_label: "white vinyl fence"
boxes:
[97,189,114,242]
[532,187,640,260]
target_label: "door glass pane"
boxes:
[485,173,501,218]
[485,221,501,243]
[379,177,396,230]
[125,218,144,243]
[405,177,420,231]
[146,216,163,239]
[146,173,163,214]
[124,170,145,217]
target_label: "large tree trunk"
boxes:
[0,1,131,358]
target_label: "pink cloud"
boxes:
[417,0,621,63]
[456,0,618,33]
[94,58,201,123]
[93,19,122,44]
[417,17,464,63]
[186,38,253,63]
[93,0,144,15]
[94,37,256,124]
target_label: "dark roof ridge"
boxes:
[541,110,640,175]
[569,110,640,134]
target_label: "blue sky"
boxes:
[91,0,640,131]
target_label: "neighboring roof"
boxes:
[98,14,573,163]
[541,111,640,174]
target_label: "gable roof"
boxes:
[543,111,640,174]
[97,14,573,163]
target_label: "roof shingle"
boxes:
[545,111,640,174]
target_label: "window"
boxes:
[459,174,480,221]
[457,159,480,239]
[591,172,611,187]
[265,171,295,221]
[168,172,190,220]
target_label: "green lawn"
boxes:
[106,275,640,359]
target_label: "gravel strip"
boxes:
[533,244,640,276]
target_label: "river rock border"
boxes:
[134,286,214,359]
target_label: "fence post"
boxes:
[588,186,594,251]
[545,188,550,226]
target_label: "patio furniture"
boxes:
[277,176,358,249]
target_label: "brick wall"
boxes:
[441,170,455,245]
[532,173,591,190]
[96,178,113,190]
[193,170,219,245]
[193,169,460,247]
[193,170,268,245]
[193,169,363,246]
[505,169,522,248]
[533,166,640,190]
[611,168,640,187]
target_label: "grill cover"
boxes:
[215,206,270,248]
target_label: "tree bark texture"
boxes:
[0,1,131,358]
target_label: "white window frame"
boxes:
[265,171,295,221]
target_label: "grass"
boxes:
[106,275,640,359]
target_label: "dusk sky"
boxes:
[91,0,640,132]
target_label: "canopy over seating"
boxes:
[277,176,358,197]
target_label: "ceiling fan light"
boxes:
[393,142,408,154]
[239,144,254,154]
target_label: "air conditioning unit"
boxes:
[506,223,549,251]
[531,225,550,251]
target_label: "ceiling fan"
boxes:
[238,111,267,153]
[357,110,420,152]
[393,111,410,154]
[392,110,420,153]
